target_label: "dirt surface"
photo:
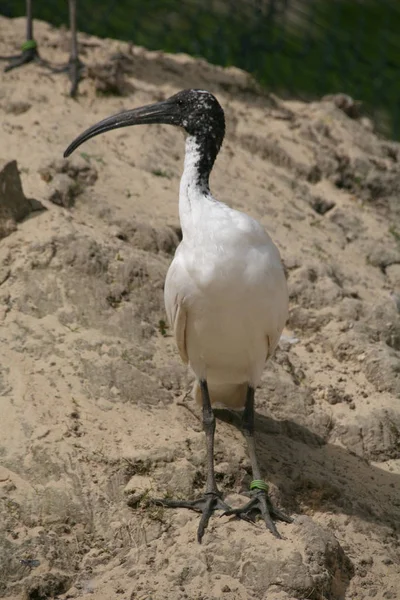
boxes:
[0,15,400,600]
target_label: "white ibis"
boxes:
[1,0,82,96]
[64,89,292,542]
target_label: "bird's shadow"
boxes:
[213,408,400,534]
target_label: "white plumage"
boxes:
[165,136,288,409]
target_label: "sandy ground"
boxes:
[0,15,399,600]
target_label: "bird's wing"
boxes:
[264,265,289,362]
[174,303,188,364]
[164,253,189,364]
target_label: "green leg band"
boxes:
[21,40,37,51]
[250,479,269,492]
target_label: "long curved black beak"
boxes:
[64,98,180,158]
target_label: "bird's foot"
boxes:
[48,56,85,97]
[153,491,232,543]
[223,488,293,539]
[0,41,43,72]
[0,43,82,96]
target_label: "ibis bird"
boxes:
[64,89,292,542]
[1,0,82,96]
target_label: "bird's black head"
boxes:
[168,89,225,149]
[64,89,225,176]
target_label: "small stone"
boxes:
[46,173,79,208]
[309,196,335,215]
[360,116,374,131]
[39,156,98,187]
[324,386,342,405]
[214,462,230,474]
[322,93,362,119]
[124,475,154,495]
[367,244,400,270]
[4,100,32,115]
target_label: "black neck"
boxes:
[191,131,222,188]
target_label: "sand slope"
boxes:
[0,16,399,600]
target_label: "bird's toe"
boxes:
[223,490,292,537]
[148,492,232,543]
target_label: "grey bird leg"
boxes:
[48,0,84,97]
[0,0,46,70]
[66,0,84,96]
[69,0,83,98]
[152,380,232,543]
[224,386,293,538]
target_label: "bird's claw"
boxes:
[68,57,84,97]
[48,56,84,97]
[1,46,82,96]
[223,489,293,539]
[152,492,232,543]
[0,46,40,72]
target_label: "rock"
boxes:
[23,573,72,599]
[39,156,98,187]
[363,346,400,396]
[288,262,343,310]
[329,209,364,242]
[65,155,98,186]
[237,517,353,599]
[367,244,400,270]
[124,474,154,495]
[0,160,32,223]
[0,159,42,240]
[46,173,78,208]
[359,299,400,350]
[295,516,354,595]
[359,116,374,131]
[322,93,362,119]
[333,408,400,461]
[157,458,198,498]
[3,100,32,115]
[309,195,335,215]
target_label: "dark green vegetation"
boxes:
[2,0,400,138]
